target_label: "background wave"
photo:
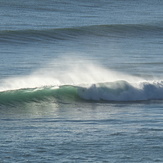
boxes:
[0,24,162,44]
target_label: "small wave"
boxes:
[0,23,162,44]
[0,80,163,106]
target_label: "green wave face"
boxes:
[0,86,80,106]
[0,80,163,106]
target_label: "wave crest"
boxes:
[0,80,163,105]
[1,24,162,44]
[78,80,163,101]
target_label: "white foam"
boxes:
[0,56,146,92]
[78,81,163,101]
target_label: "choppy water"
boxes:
[0,0,163,162]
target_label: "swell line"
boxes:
[0,23,163,44]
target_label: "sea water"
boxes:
[0,0,163,162]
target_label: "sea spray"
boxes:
[0,56,143,92]
[0,57,162,104]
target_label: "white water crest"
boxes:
[78,80,163,101]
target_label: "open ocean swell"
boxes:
[0,1,163,163]
[0,23,163,44]
[0,22,163,106]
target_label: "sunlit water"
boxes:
[0,0,163,162]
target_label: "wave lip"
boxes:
[0,80,163,106]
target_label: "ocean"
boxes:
[0,0,163,162]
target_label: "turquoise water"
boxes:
[0,0,163,162]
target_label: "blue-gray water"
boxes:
[0,0,163,162]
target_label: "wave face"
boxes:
[0,24,163,44]
[0,80,163,106]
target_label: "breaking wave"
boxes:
[0,80,163,106]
